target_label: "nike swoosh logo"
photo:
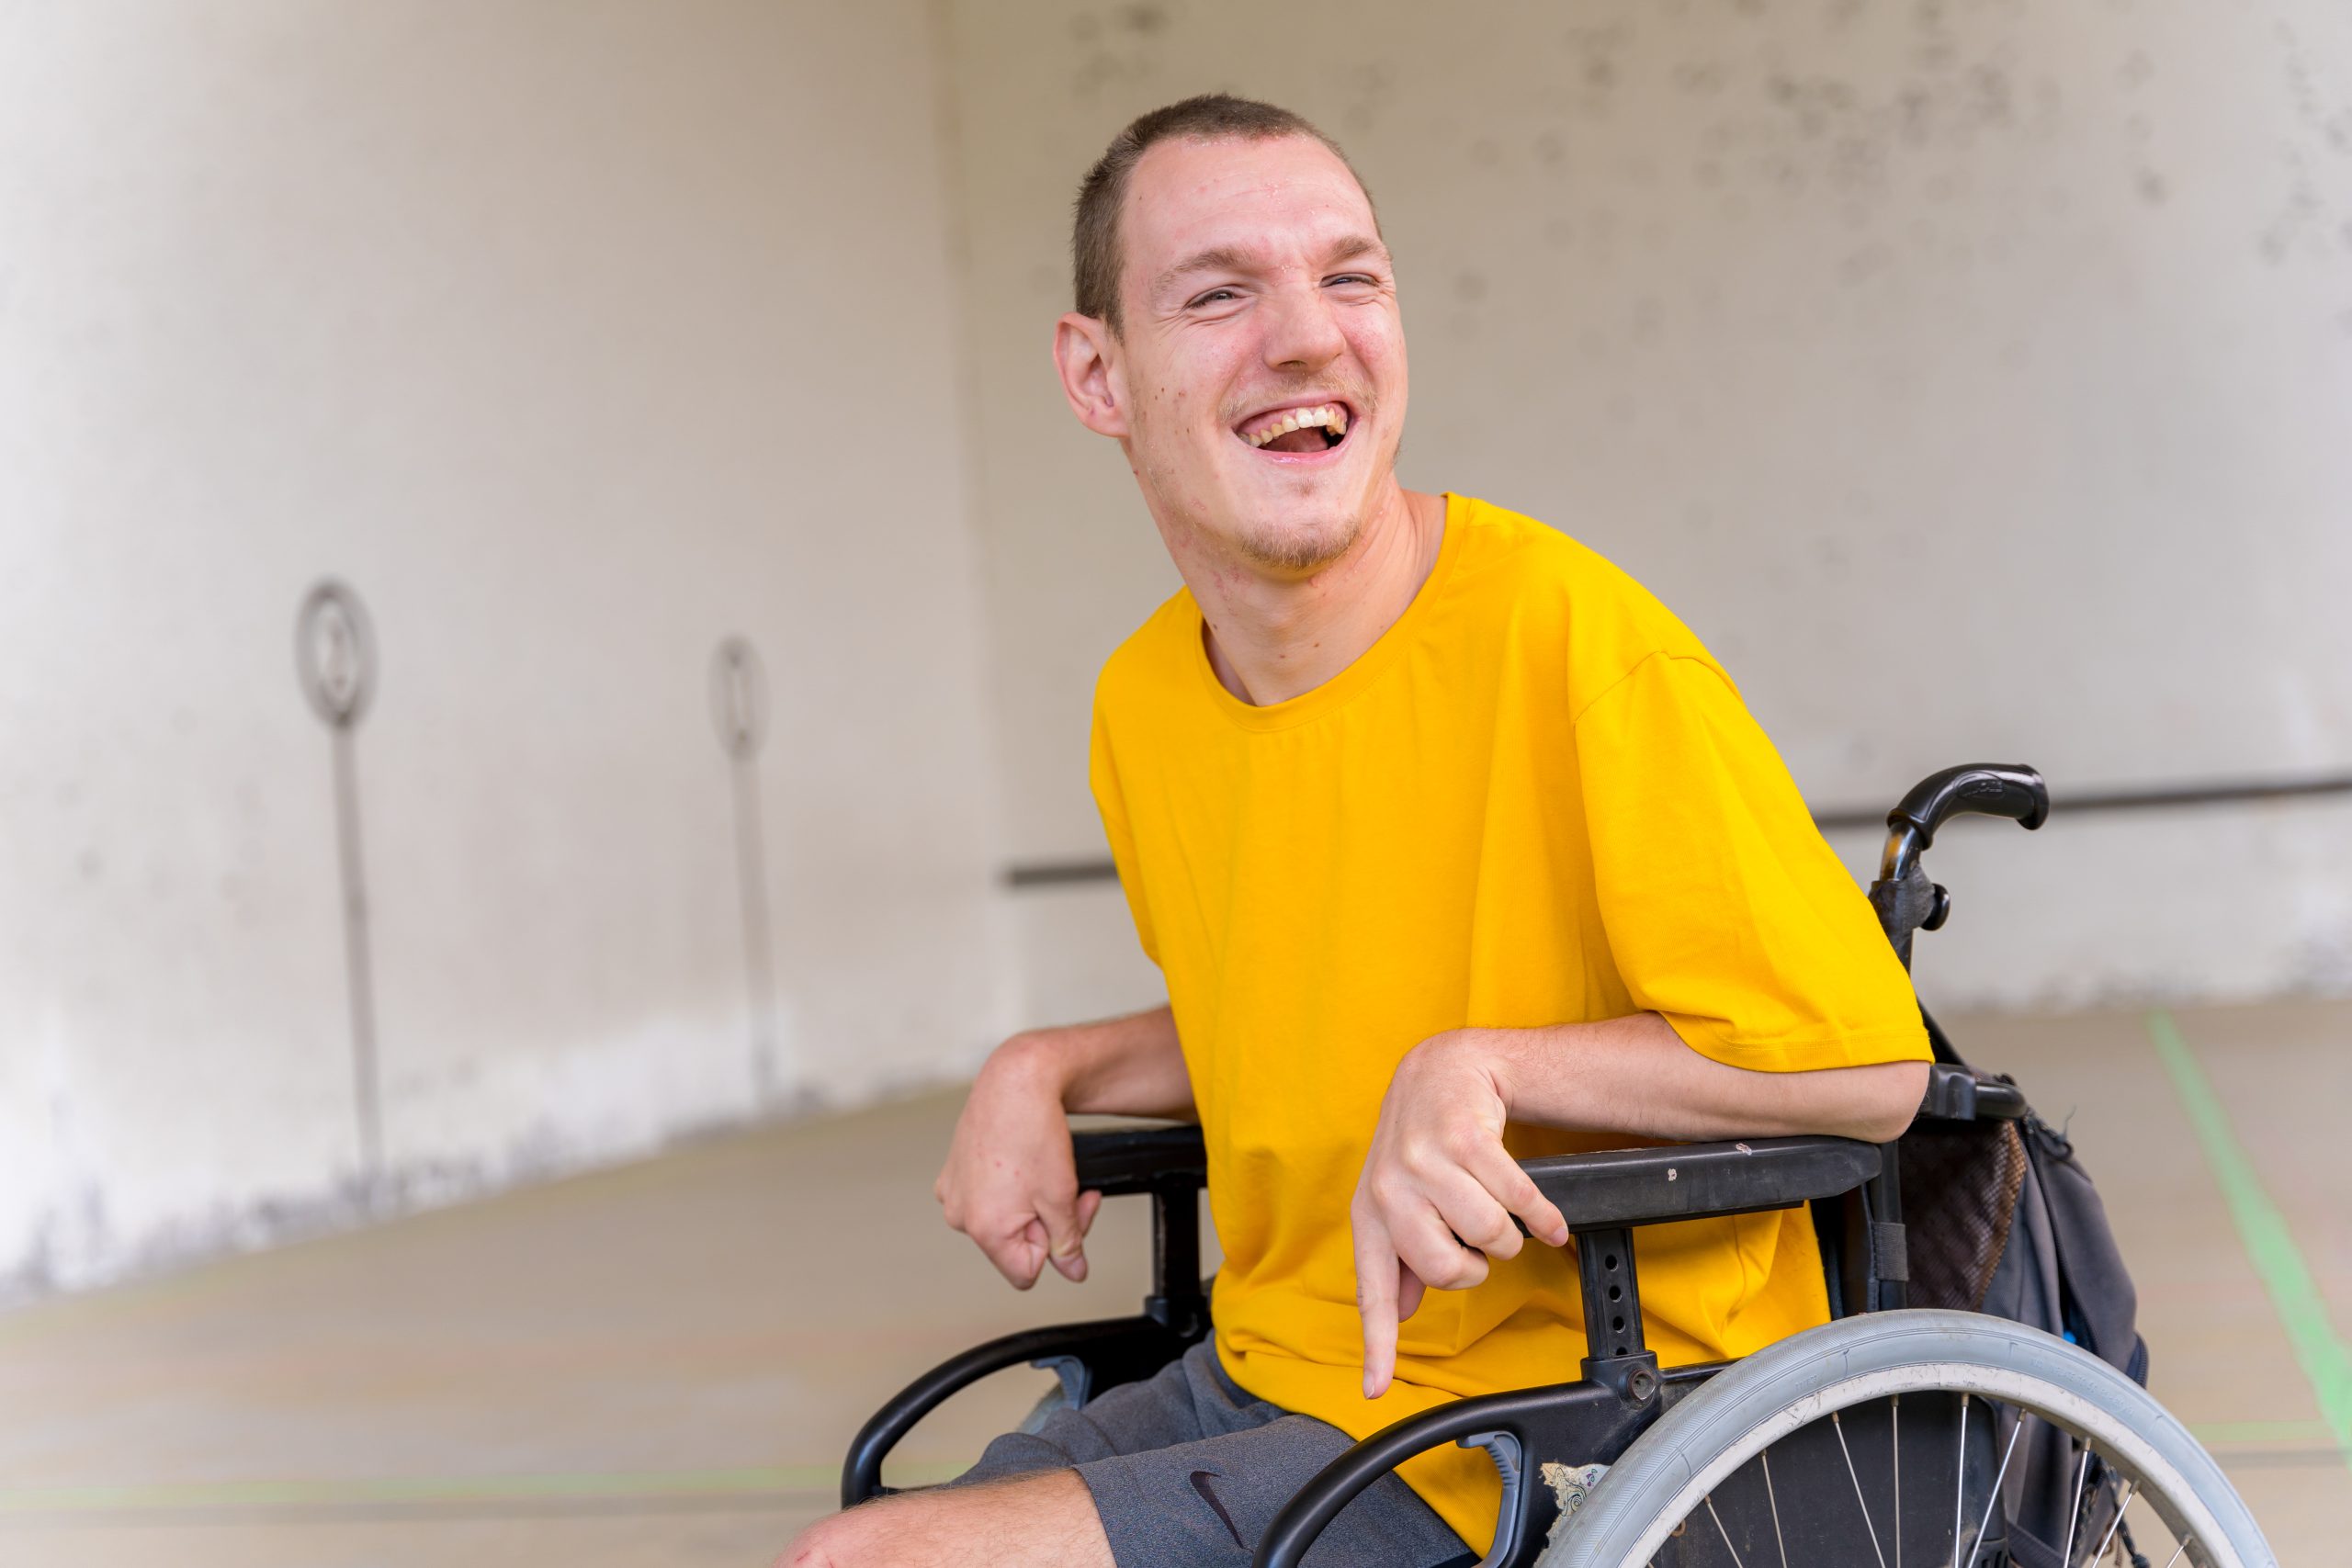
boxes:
[1188,1468,1247,1550]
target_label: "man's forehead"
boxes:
[1123,135,1379,277]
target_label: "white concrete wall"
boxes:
[0,1,1011,1297]
[6,0,2349,1303]
[936,0,2352,1028]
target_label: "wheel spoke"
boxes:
[1704,1494,1750,1568]
[1950,1393,1969,1568]
[1760,1448,1790,1568]
[1893,1393,1902,1568]
[2086,1480,2136,1565]
[2160,1539,2188,1568]
[1832,1410,1890,1568]
[2060,1441,2092,1565]
[1960,1412,2024,1568]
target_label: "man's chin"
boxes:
[1229,508,1363,575]
[1181,453,1384,573]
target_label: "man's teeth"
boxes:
[1242,404,1349,448]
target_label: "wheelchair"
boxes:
[843,765,2277,1568]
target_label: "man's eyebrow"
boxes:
[1151,245,1258,300]
[1150,235,1392,300]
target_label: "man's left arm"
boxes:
[1351,1014,1927,1398]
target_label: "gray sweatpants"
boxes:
[945,1339,1478,1568]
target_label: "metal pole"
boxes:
[297,580,382,1194]
[330,724,380,1179]
[711,636,778,1105]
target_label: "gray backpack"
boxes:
[1897,1017,2152,1568]
[1861,766,2152,1565]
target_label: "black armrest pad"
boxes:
[1916,1063,2030,1122]
[1072,1123,1207,1196]
[1520,1135,1880,1230]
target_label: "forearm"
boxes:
[992,1003,1193,1120]
[1463,1012,1927,1145]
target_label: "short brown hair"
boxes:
[1071,94,1370,335]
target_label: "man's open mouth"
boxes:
[1234,401,1352,456]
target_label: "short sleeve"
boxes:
[1088,693,1161,969]
[1574,653,1927,1072]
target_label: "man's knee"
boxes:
[776,1506,883,1568]
[775,1472,1108,1568]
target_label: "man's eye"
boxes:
[1326,274,1379,288]
[1188,288,1239,308]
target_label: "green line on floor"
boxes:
[2148,1008,2352,1472]
[2188,1417,2336,1445]
[0,1462,968,1515]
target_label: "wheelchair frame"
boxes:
[843,763,2053,1568]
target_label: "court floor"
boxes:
[0,998,2344,1565]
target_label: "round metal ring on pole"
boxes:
[710,635,767,761]
[296,580,377,731]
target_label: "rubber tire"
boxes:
[1538,1309,2276,1568]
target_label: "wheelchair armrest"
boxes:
[841,1314,1198,1507]
[1072,1122,1206,1195]
[1917,1061,2029,1122]
[842,1134,1212,1508]
[1519,1135,1880,1231]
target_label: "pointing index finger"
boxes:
[1352,1208,1400,1400]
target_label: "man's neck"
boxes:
[1186,486,1447,708]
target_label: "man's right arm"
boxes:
[934,1004,1190,1288]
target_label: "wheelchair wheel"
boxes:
[1539,1309,2275,1568]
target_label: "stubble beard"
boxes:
[1230,503,1363,573]
[1132,398,1380,576]
[1220,416,1396,577]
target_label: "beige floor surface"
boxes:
[0,998,2344,1565]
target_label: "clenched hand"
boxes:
[935,1041,1103,1288]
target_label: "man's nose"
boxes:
[1259,280,1347,375]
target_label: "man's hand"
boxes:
[935,1005,1193,1291]
[935,1037,1102,1289]
[1350,1012,1931,1398]
[1351,1032,1568,1399]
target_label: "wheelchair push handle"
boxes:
[1872,762,2045,974]
[1876,762,2047,893]
[1886,763,2048,849]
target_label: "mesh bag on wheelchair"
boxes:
[1897,1114,2029,1312]
[1886,1090,2155,1567]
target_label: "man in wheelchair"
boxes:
[787,96,2262,1568]
[781,92,1934,1568]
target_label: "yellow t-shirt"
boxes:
[1086,493,1928,1552]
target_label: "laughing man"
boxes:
[784,94,1928,1568]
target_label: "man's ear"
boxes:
[1054,312,1128,438]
